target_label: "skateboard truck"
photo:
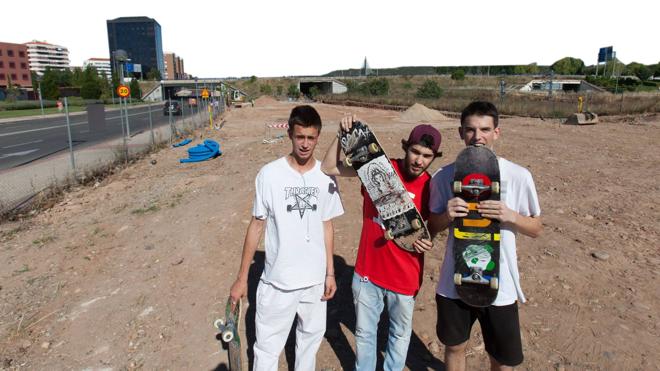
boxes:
[214,318,236,343]
[344,143,380,167]
[454,272,499,290]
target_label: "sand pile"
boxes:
[254,95,279,106]
[399,103,446,122]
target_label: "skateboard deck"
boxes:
[213,298,242,371]
[452,145,501,307]
[340,121,430,252]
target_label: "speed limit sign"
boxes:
[117,85,130,98]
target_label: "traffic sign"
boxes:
[117,85,130,98]
[201,88,210,99]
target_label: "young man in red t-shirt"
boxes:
[321,116,442,370]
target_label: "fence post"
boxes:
[64,97,76,175]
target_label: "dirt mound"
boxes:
[399,103,447,123]
[254,95,279,106]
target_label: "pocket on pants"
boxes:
[351,273,362,305]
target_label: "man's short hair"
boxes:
[288,105,322,135]
[460,101,499,128]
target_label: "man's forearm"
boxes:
[323,220,335,275]
[429,211,451,238]
[236,218,265,281]
[321,136,342,176]
[508,214,542,238]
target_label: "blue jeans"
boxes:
[352,272,416,371]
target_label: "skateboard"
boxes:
[213,298,242,371]
[340,121,430,252]
[452,145,501,307]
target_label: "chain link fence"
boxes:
[0,97,225,217]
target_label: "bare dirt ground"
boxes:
[1,100,658,370]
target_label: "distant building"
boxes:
[83,58,112,79]
[24,40,71,75]
[0,41,32,88]
[164,52,186,80]
[107,16,164,79]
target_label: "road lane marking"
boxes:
[0,149,39,159]
[2,139,44,149]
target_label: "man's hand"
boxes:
[477,200,517,225]
[339,115,357,133]
[229,279,247,310]
[446,197,469,222]
[413,238,433,254]
[321,276,337,301]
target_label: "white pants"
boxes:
[253,281,326,371]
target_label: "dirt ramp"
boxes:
[400,103,447,123]
[253,95,279,107]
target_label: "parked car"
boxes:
[163,101,182,116]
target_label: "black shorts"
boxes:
[435,295,523,366]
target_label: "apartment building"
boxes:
[164,52,186,79]
[0,41,32,88]
[83,58,112,79]
[24,40,71,75]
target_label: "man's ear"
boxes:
[458,126,464,140]
[401,139,408,153]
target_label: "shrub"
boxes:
[416,80,443,99]
[287,84,300,98]
[451,69,465,80]
[259,84,273,95]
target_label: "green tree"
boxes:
[41,68,60,100]
[625,62,652,81]
[451,69,465,80]
[259,84,272,95]
[551,57,585,75]
[5,75,20,102]
[249,75,257,84]
[309,86,320,99]
[80,66,102,99]
[416,79,443,99]
[287,83,300,98]
[130,78,141,99]
[71,67,84,87]
[99,72,111,99]
[362,78,389,96]
[276,85,284,96]
[146,68,162,81]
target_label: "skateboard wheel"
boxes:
[368,143,380,154]
[343,157,353,167]
[213,318,225,329]
[222,330,234,343]
[412,219,422,230]
[384,230,394,240]
[490,277,499,290]
[453,181,462,194]
[454,273,462,286]
[491,181,500,195]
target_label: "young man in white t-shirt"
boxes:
[428,101,543,371]
[229,105,344,371]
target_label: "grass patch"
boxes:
[131,204,160,215]
[32,235,56,246]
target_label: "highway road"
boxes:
[0,104,196,170]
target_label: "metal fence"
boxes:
[0,98,225,216]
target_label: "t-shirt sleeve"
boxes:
[252,169,268,219]
[322,175,344,221]
[518,169,541,217]
[429,167,453,214]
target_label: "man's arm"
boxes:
[321,219,337,301]
[320,116,357,177]
[229,217,266,304]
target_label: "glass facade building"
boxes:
[106,17,164,79]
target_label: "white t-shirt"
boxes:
[253,157,344,290]
[429,157,541,306]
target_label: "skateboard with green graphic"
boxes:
[213,298,242,370]
[452,145,500,307]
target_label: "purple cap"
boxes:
[405,124,442,154]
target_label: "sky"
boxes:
[2,0,658,78]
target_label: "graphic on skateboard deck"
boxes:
[213,298,242,371]
[452,145,501,307]
[340,121,430,252]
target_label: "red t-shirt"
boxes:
[354,159,430,296]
